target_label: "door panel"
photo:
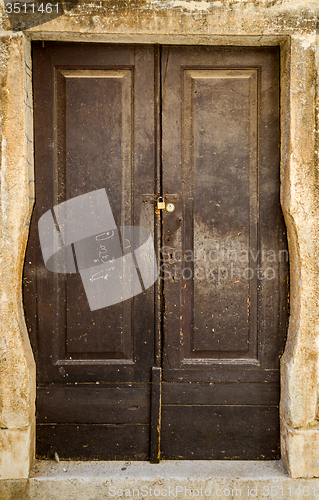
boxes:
[189,68,257,356]
[161,405,280,460]
[24,43,288,461]
[62,67,133,359]
[24,42,156,459]
[161,46,288,459]
[36,424,150,461]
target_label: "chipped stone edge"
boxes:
[0,32,35,479]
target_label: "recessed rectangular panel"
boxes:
[62,69,132,228]
[161,405,280,460]
[184,69,258,360]
[55,69,134,358]
[36,423,150,460]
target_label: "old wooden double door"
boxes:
[24,42,288,461]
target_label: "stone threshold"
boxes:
[2,460,319,499]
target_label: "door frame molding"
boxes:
[0,24,318,478]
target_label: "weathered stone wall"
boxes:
[0,0,318,480]
[279,32,319,477]
[0,33,35,479]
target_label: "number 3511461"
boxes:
[5,3,59,13]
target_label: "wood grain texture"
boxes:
[24,43,288,461]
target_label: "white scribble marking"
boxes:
[95,231,115,241]
[90,266,115,282]
[101,256,115,264]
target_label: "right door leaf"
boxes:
[161,46,289,460]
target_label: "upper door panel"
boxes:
[162,46,288,382]
[25,42,156,385]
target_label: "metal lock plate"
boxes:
[157,197,166,210]
[166,203,175,213]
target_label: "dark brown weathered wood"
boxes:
[37,424,149,461]
[154,44,163,369]
[161,405,280,460]
[29,42,156,382]
[162,382,280,406]
[24,42,156,459]
[161,46,288,459]
[24,43,288,461]
[36,384,151,424]
[151,47,163,461]
[150,367,162,463]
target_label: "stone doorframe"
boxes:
[0,0,318,480]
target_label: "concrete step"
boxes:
[1,460,319,500]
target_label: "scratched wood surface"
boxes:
[161,46,288,459]
[23,43,288,460]
[24,42,156,459]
